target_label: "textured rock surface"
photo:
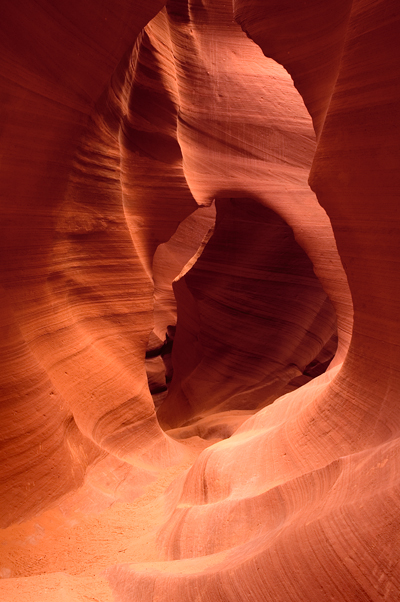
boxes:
[159,198,338,427]
[1,0,399,601]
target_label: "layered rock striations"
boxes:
[0,0,180,528]
[159,198,338,427]
[1,0,399,601]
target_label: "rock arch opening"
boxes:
[151,197,338,430]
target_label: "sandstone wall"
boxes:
[1,1,399,600]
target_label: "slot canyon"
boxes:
[0,0,399,600]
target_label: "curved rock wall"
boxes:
[159,198,337,427]
[0,0,172,526]
[1,0,399,601]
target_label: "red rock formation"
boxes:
[0,0,187,527]
[159,198,338,427]
[1,0,399,601]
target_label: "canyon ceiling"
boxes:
[0,0,400,600]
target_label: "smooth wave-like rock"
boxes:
[159,198,338,427]
[1,0,399,601]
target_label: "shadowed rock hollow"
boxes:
[0,0,399,601]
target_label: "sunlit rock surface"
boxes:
[0,0,399,601]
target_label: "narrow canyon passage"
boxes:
[158,198,338,428]
[1,1,399,601]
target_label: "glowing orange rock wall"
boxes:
[0,0,176,527]
[1,0,400,601]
